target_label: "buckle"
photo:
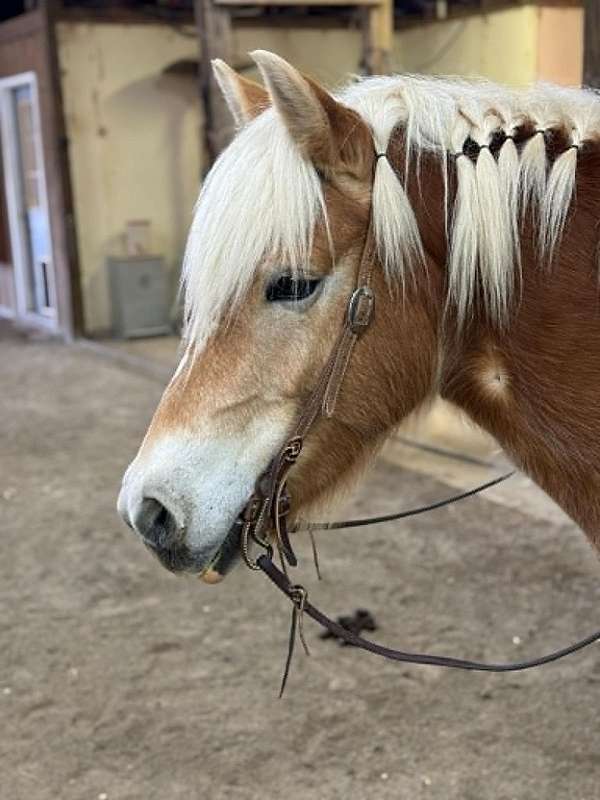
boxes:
[347,286,375,333]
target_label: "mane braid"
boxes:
[341,76,600,326]
[182,76,600,341]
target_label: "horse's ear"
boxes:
[250,50,372,179]
[212,59,270,127]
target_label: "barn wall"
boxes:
[56,22,201,335]
[394,4,539,83]
[57,4,563,334]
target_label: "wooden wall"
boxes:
[0,10,80,337]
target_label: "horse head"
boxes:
[117,52,442,579]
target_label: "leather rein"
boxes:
[232,155,600,695]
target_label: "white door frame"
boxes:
[0,71,58,330]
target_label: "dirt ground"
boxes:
[2,326,600,800]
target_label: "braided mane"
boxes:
[183,75,600,344]
[342,76,600,325]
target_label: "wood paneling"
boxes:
[584,0,600,87]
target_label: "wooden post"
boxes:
[42,0,84,338]
[584,0,600,88]
[435,1,448,21]
[364,0,393,75]
[194,0,234,166]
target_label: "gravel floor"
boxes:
[2,327,600,800]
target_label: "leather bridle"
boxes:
[232,153,600,695]
[237,209,377,574]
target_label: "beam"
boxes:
[42,0,84,338]
[193,0,235,165]
[364,0,393,75]
[584,0,600,88]
[216,0,380,5]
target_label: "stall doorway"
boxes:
[0,72,57,329]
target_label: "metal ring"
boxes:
[289,584,308,611]
[283,436,303,462]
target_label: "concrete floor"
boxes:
[2,325,599,800]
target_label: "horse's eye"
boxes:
[266,275,321,303]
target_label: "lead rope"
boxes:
[258,552,600,684]
[275,471,514,695]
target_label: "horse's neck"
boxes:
[438,256,600,543]
[402,146,448,269]
[385,137,600,541]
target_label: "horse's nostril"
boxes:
[155,504,168,528]
[134,496,183,548]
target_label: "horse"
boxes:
[118,50,600,584]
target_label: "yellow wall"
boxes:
[394,5,539,84]
[57,4,578,333]
[57,22,202,333]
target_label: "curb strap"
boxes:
[258,553,600,694]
